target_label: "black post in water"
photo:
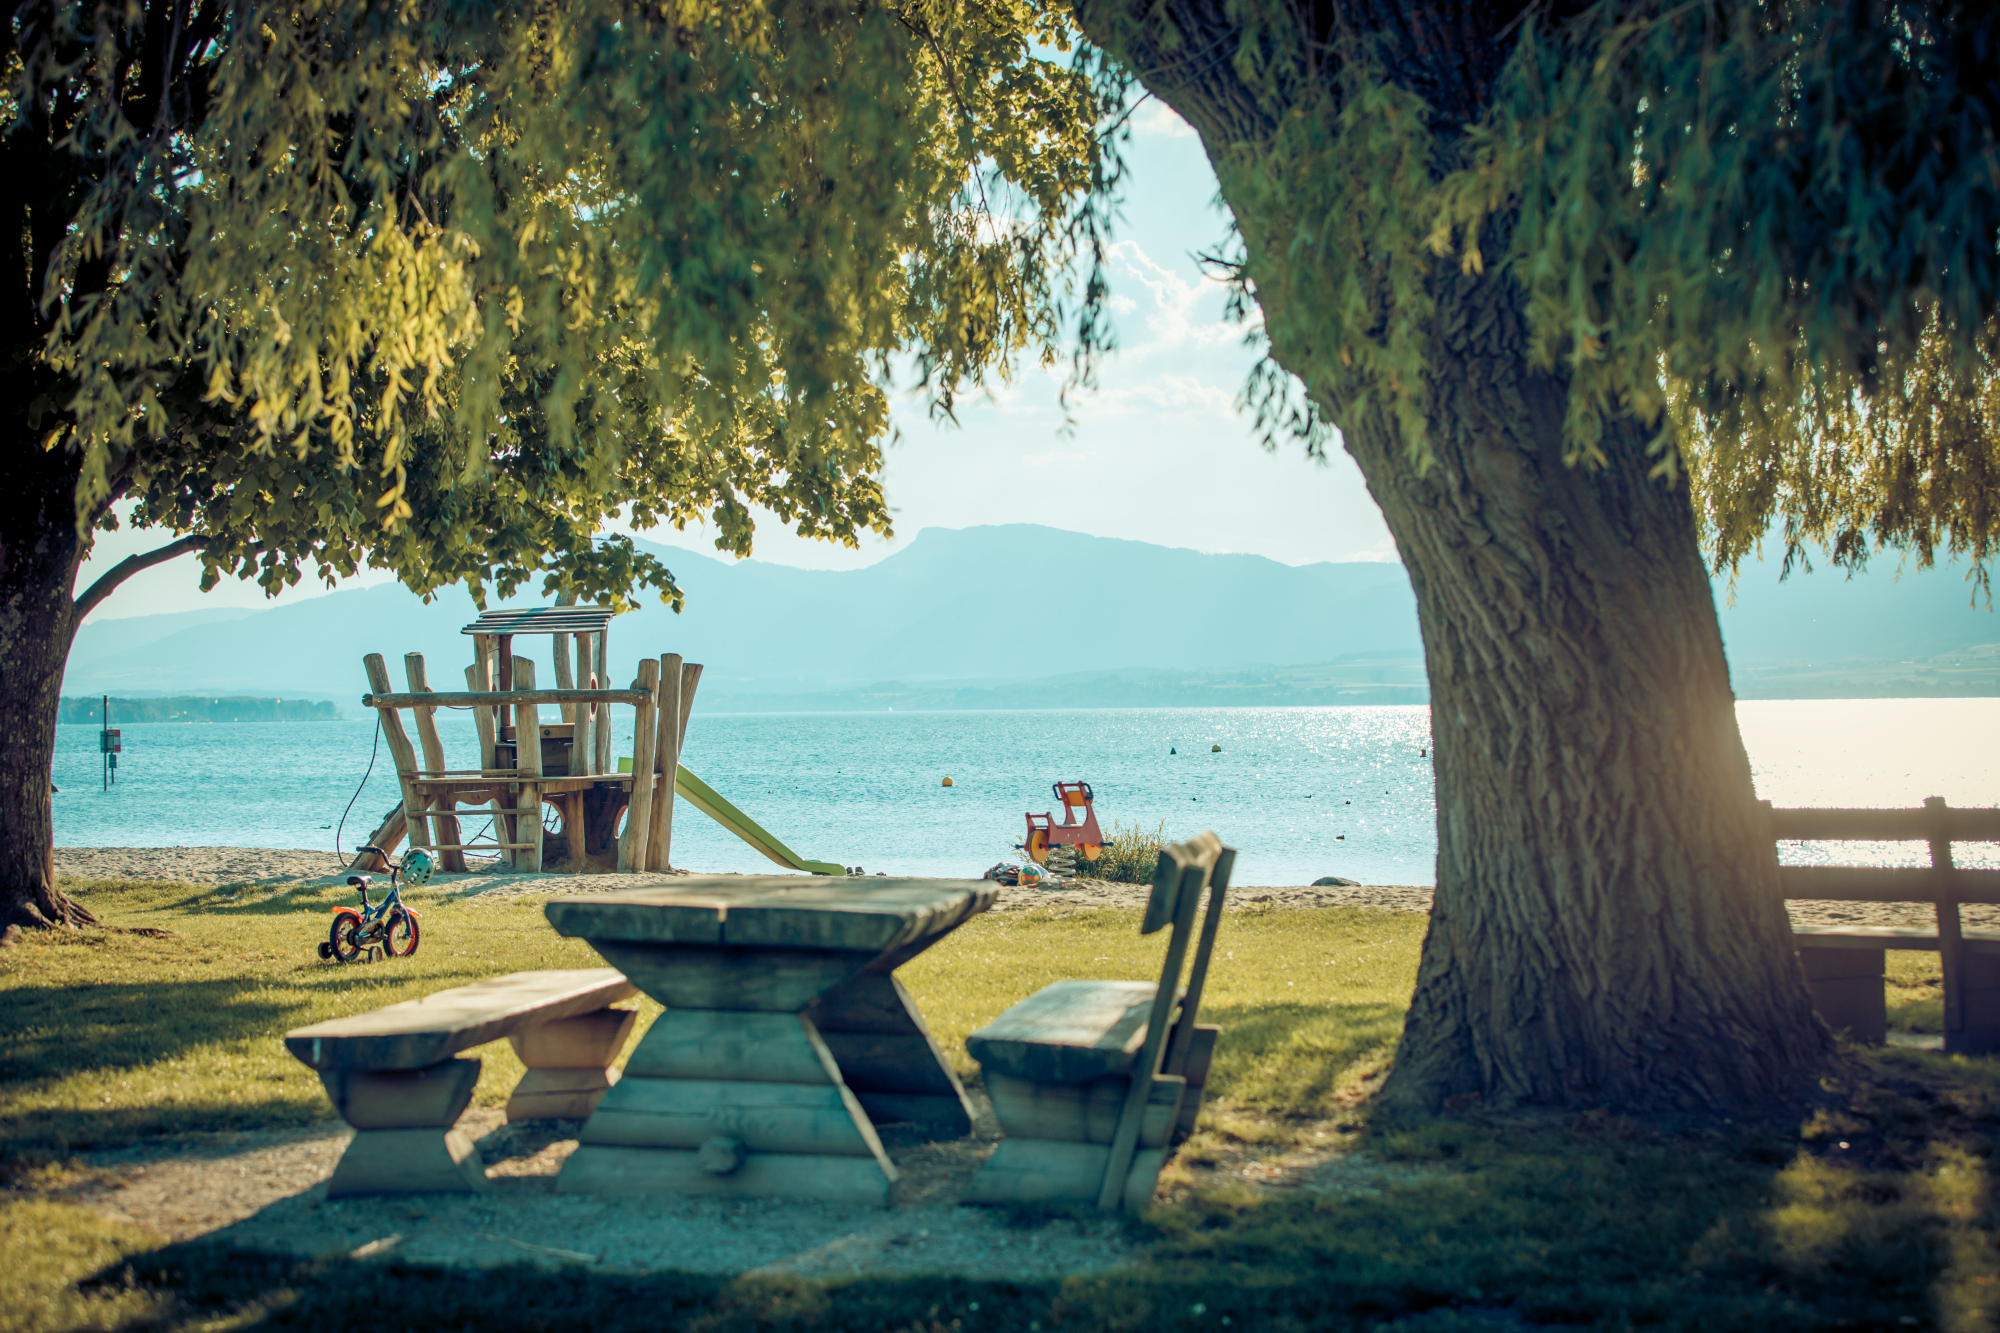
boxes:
[99,695,120,788]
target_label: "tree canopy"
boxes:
[1100,0,2000,584]
[14,0,1124,606]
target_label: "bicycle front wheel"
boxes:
[385,910,420,958]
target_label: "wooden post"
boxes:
[617,658,662,872]
[594,627,613,776]
[1098,851,1209,1210]
[465,663,510,868]
[677,661,703,751]
[405,655,467,872]
[497,634,516,740]
[515,657,544,873]
[552,633,577,727]
[363,655,431,858]
[1163,847,1235,1078]
[1930,796,1966,1038]
[573,631,596,777]
[649,660,700,871]
[646,656,684,872]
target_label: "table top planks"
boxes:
[285,968,635,1071]
[544,877,998,954]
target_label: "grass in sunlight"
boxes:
[6,879,2000,1332]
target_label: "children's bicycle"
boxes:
[318,846,433,963]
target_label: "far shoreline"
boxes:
[51,845,1991,932]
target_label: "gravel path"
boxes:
[64,1110,1146,1278]
[55,1103,1425,1277]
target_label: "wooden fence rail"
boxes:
[362,689,652,709]
[1767,796,2000,1054]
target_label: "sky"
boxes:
[75,103,1400,622]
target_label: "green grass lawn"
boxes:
[3,878,1997,1332]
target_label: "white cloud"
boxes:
[1106,240,1236,359]
[1134,100,1197,141]
[1069,373,1237,422]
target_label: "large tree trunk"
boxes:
[1080,0,1832,1110]
[1336,271,1830,1110]
[0,451,94,930]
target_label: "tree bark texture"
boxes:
[1079,0,1832,1110]
[0,446,95,930]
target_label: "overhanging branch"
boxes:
[73,534,210,621]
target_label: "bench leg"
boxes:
[320,1058,486,1197]
[967,1075,1185,1211]
[1170,1025,1220,1141]
[1948,951,2000,1056]
[505,1007,636,1121]
[1797,947,1887,1044]
[808,972,978,1139]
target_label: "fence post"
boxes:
[1928,796,1965,1037]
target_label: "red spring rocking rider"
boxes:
[1023,780,1106,866]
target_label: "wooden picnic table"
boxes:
[544,876,997,1204]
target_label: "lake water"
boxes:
[53,699,2000,885]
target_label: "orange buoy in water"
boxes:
[942,776,954,787]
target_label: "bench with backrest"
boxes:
[1775,797,2000,1052]
[965,831,1231,1212]
[285,968,637,1196]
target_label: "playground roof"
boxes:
[461,606,615,636]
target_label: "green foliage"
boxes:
[1083,818,1171,884]
[1092,0,2000,586]
[1447,1,2000,585]
[10,0,1127,605]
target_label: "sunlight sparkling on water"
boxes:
[52,699,1999,886]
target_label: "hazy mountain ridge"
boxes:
[61,523,2000,707]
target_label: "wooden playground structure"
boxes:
[356,606,841,875]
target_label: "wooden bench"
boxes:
[285,968,637,1196]
[1774,798,2000,1052]
[964,831,1230,1212]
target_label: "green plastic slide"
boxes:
[669,764,846,877]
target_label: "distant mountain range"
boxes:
[58,523,2000,711]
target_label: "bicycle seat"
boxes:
[347,875,372,889]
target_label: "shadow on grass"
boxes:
[1202,1000,1406,1113]
[1,979,306,1082]
[60,1119,1957,1333]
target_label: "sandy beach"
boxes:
[51,845,1981,929]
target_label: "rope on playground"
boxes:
[334,714,383,868]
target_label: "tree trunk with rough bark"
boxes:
[1333,270,1829,1110]
[0,450,95,930]
[1079,0,1832,1110]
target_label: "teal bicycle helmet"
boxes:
[403,848,437,888]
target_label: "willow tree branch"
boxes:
[73,533,209,620]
